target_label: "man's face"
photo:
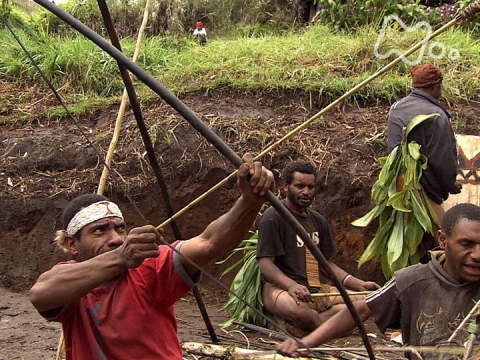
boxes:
[284,172,316,209]
[73,217,127,261]
[432,81,442,99]
[439,218,480,284]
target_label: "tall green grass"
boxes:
[1,22,479,107]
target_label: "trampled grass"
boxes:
[1,22,479,120]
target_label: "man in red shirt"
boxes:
[30,153,274,359]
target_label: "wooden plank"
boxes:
[443,134,480,211]
[306,249,321,288]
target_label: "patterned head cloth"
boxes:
[66,201,124,236]
[196,21,203,27]
[411,64,443,88]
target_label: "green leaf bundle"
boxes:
[353,114,439,278]
[216,232,264,328]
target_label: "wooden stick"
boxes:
[55,330,64,360]
[183,341,469,358]
[183,341,318,359]
[448,299,480,342]
[311,291,372,297]
[464,333,477,360]
[305,345,467,356]
[97,0,153,194]
[240,345,468,357]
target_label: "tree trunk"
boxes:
[293,0,317,24]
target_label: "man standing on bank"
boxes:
[387,63,461,227]
[256,160,380,337]
[30,153,274,359]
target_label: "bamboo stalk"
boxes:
[241,345,469,357]
[55,331,64,360]
[448,299,480,342]
[182,341,469,358]
[182,341,316,359]
[464,333,477,360]
[97,0,153,194]
[311,290,372,297]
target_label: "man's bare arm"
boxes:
[30,225,161,311]
[320,261,380,291]
[179,154,274,275]
[276,299,373,357]
[259,257,312,303]
[30,252,127,312]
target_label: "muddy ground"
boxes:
[1,78,480,359]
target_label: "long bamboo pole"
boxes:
[231,345,469,357]
[96,0,153,195]
[55,331,64,360]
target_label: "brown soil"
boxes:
[1,79,480,359]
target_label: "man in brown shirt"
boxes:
[277,203,480,359]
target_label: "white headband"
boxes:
[66,201,124,236]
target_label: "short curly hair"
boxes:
[442,203,480,236]
[281,160,317,185]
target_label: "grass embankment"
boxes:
[1,23,479,123]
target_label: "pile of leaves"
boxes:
[217,232,264,328]
[352,114,439,278]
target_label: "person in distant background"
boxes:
[193,21,207,45]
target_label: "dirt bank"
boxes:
[0,84,393,290]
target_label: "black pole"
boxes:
[95,0,181,248]
[95,0,218,343]
[31,1,375,358]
